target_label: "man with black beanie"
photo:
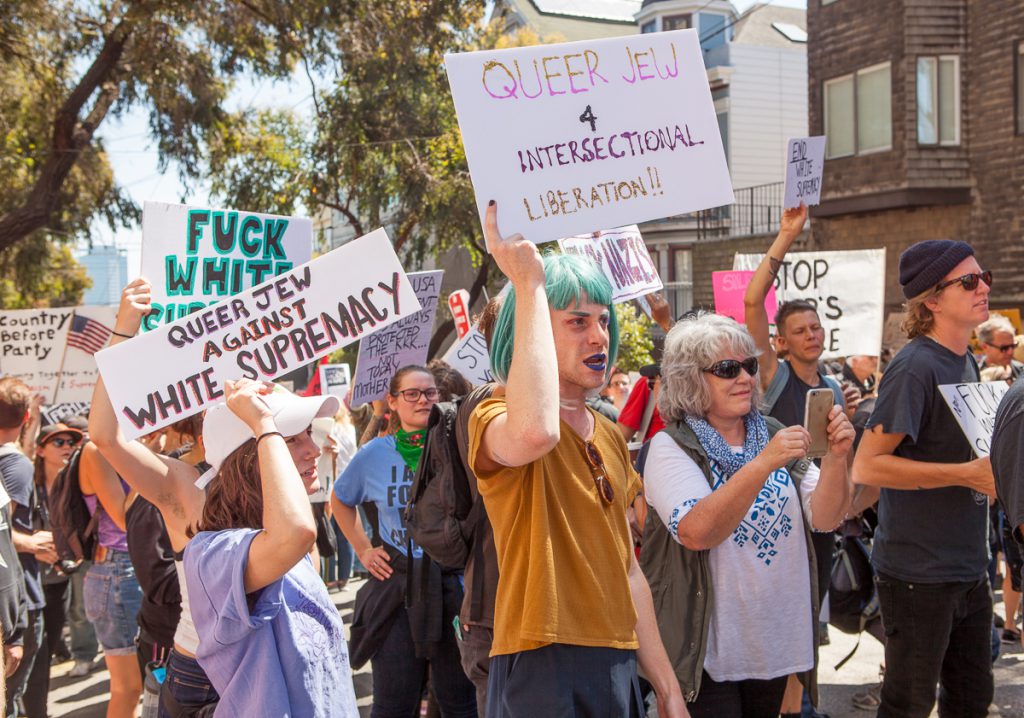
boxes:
[852,239,996,718]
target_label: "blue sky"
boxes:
[92,0,806,275]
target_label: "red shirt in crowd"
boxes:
[618,378,665,441]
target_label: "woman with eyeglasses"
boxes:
[331,364,477,718]
[638,312,854,718]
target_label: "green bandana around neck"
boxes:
[394,428,425,472]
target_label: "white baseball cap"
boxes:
[196,388,340,489]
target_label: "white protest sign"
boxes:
[96,229,420,440]
[784,136,826,208]
[350,270,443,405]
[318,364,351,399]
[938,381,1011,457]
[449,290,472,340]
[139,201,313,332]
[558,225,662,304]
[444,30,733,243]
[41,402,92,426]
[733,249,885,359]
[0,306,117,403]
[441,326,494,387]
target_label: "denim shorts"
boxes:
[84,549,143,655]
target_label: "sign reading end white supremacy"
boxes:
[444,30,734,243]
[97,229,420,440]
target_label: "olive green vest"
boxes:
[638,418,820,703]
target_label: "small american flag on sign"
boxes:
[67,314,112,355]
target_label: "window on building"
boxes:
[663,14,691,31]
[917,56,960,145]
[665,248,693,318]
[824,63,892,158]
[641,20,657,34]
[1017,41,1024,134]
[699,13,728,51]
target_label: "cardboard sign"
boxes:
[449,290,472,340]
[0,306,117,403]
[712,271,778,325]
[96,229,420,440]
[441,326,494,387]
[784,137,826,208]
[139,201,313,332]
[938,381,1011,457]
[558,225,663,304]
[350,270,443,406]
[444,30,734,243]
[318,364,351,400]
[733,249,885,359]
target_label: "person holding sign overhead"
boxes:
[852,240,996,718]
[467,202,685,717]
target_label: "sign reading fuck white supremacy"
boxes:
[445,30,734,243]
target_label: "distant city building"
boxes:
[79,245,128,306]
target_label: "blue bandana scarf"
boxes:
[684,411,770,478]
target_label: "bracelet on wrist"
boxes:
[256,431,283,446]
[111,330,136,339]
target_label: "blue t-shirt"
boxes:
[0,451,43,611]
[184,529,357,718]
[334,436,421,557]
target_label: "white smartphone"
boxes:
[803,388,834,459]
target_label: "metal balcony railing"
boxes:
[695,181,785,240]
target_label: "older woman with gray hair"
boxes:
[639,312,854,718]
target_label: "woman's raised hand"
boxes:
[224,379,276,435]
[484,201,544,289]
[115,278,153,336]
[759,424,810,471]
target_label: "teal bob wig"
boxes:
[489,253,620,384]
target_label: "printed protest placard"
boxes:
[449,290,472,340]
[712,271,778,325]
[784,137,826,208]
[41,402,92,426]
[442,326,494,387]
[96,228,420,440]
[558,226,662,303]
[139,201,313,332]
[350,270,443,406]
[318,364,351,400]
[445,30,733,243]
[733,249,885,359]
[938,381,1011,457]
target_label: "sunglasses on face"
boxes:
[995,342,1019,352]
[391,387,439,403]
[583,441,615,504]
[48,437,79,448]
[702,357,759,380]
[935,270,993,293]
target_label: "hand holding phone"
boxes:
[804,388,834,459]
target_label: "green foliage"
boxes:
[0,241,91,308]
[613,302,655,373]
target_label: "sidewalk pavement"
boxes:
[47,578,1023,717]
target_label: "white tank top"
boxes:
[173,559,201,654]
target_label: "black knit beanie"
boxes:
[898,240,975,299]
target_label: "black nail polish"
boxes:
[488,199,495,206]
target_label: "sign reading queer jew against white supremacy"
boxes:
[783,137,826,209]
[139,201,313,332]
[558,225,662,304]
[442,326,494,387]
[350,270,444,406]
[444,30,734,243]
[733,249,885,359]
[938,381,1011,457]
[0,306,117,403]
[96,229,420,440]
[319,364,351,399]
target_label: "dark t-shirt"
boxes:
[769,361,830,428]
[125,496,181,647]
[992,379,1024,544]
[0,495,26,645]
[865,337,988,583]
[0,451,44,610]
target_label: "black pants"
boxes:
[4,608,48,718]
[686,671,788,718]
[42,579,70,659]
[876,573,994,718]
[487,644,643,718]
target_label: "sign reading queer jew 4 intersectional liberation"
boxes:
[558,226,662,304]
[96,229,419,440]
[938,381,1011,457]
[350,270,443,405]
[783,137,826,209]
[445,30,733,243]
[0,306,117,402]
[442,326,494,387]
[733,249,885,359]
[139,201,313,332]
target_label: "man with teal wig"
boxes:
[467,202,687,717]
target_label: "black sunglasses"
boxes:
[48,437,80,448]
[994,342,1019,352]
[703,358,759,380]
[935,270,993,293]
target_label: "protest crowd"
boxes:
[2,22,1024,718]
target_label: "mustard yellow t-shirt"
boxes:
[468,397,643,657]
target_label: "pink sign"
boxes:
[712,271,778,325]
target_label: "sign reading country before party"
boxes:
[445,30,734,243]
[139,201,313,332]
[96,229,419,440]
